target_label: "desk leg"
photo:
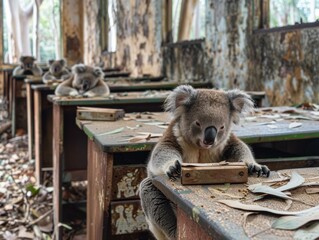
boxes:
[11,77,16,136]
[34,91,42,183]
[53,104,63,240]
[87,140,113,240]
[26,84,34,161]
[177,207,213,240]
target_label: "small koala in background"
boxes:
[139,85,270,240]
[13,56,43,76]
[55,64,110,97]
[42,59,71,84]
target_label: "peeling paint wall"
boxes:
[80,0,319,105]
[62,0,84,66]
[83,0,101,66]
[163,40,206,82]
[113,0,162,76]
[249,29,319,106]
[205,0,250,89]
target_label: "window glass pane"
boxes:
[270,0,319,28]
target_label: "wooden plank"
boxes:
[77,107,125,121]
[34,91,42,183]
[26,82,34,161]
[11,76,16,135]
[53,104,63,240]
[177,207,212,240]
[87,140,113,240]
[181,163,248,185]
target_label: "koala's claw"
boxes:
[166,160,181,181]
[248,163,270,178]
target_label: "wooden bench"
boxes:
[77,108,319,239]
[153,167,319,239]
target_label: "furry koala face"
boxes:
[71,64,104,94]
[48,59,66,75]
[165,85,254,150]
[20,56,36,70]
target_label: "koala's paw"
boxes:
[83,92,95,98]
[166,160,181,181]
[248,163,270,178]
[69,90,79,97]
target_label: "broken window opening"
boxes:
[2,0,61,64]
[100,0,117,53]
[171,0,205,42]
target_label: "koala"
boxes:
[13,56,43,76]
[139,85,270,240]
[55,64,110,97]
[42,59,71,84]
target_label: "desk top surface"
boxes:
[47,91,170,105]
[77,107,319,153]
[152,167,319,240]
[31,81,214,93]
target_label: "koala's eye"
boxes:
[195,121,201,127]
[220,125,225,130]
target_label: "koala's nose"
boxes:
[204,126,217,145]
[83,82,89,91]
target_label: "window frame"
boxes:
[254,0,319,34]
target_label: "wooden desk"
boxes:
[32,82,218,184]
[51,96,170,239]
[152,167,319,239]
[25,78,46,160]
[31,85,55,178]
[78,108,319,239]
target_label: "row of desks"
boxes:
[24,77,319,239]
[77,110,319,239]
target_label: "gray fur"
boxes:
[140,85,269,240]
[55,64,110,97]
[42,59,71,84]
[13,56,43,76]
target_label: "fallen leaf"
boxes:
[305,188,319,194]
[218,200,319,215]
[284,199,293,211]
[294,222,319,240]
[249,184,292,200]
[253,172,304,201]
[18,226,34,239]
[3,231,17,240]
[289,122,302,129]
[272,212,319,230]
[97,127,124,136]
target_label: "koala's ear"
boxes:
[227,89,254,124]
[72,64,86,74]
[48,59,54,66]
[164,85,197,114]
[20,56,26,62]
[59,59,66,66]
[93,67,104,78]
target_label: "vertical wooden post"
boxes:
[87,140,113,240]
[34,90,42,183]
[11,77,16,135]
[26,82,34,161]
[53,104,63,240]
